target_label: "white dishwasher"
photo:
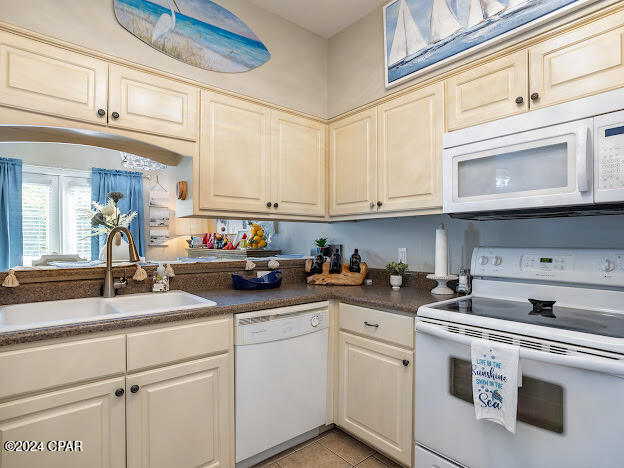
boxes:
[235,302,329,466]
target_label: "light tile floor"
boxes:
[252,429,404,468]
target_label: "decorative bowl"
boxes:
[231,270,283,290]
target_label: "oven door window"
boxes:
[449,357,564,433]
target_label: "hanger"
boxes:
[151,175,167,192]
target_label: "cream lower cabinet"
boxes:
[377,83,443,212]
[0,377,126,468]
[126,355,232,468]
[529,9,624,110]
[337,331,413,467]
[445,50,528,131]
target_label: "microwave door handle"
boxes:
[415,321,624,376]
[576,126,591,192]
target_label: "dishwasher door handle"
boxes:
[364,321,379,328]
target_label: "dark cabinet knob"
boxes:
[114,388,125,397]
[402,359,410,367]
[273,203,278,208]
[377,201,382,207]
[97,108,106,117]
[266,202,272,208]
[130,384,140,393]
[515,96,524,104]
[111,111,120,119]
[530,92,539,101]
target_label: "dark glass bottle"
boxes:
[349,249,361,273]
[309,254,324,275]
[329,251,342,274]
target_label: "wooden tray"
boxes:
[305,261,368,285]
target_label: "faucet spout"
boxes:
[103,226,140,298]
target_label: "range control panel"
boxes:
[471,247,624,287]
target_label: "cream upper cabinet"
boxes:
[126,355,232,468]
[270,111,327,216]
[0,377,125,468]
[329,108,378,216]
[108,64,198,141]
[529,10,624,110]
[199,90,271,213]
[0,31,108,125]
[337,331,413,466]
[446,50,528,131]
[377,83,443,212]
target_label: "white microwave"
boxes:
[443,88,624,217]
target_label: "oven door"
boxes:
[443,119,593,214]
[414,320,624,468]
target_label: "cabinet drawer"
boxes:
[0,335,125,400]
[339,303,413,348]
[127,318,232,371]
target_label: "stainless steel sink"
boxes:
[0,291,216,332]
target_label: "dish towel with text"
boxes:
[471,339,522,433]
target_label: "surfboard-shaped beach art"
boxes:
[114,0,270,73]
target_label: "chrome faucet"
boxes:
[103,226,140,298]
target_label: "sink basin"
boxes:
[0,291,216,333]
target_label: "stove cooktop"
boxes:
[431,296,624,339]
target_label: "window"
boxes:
[22,166,92,266]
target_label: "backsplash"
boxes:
[274,213,624,272]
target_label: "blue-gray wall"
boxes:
[273,214,624,272]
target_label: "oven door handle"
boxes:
[576,125,591,192]
[416,321,624,376]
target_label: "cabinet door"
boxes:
[271,111,327,216]
[0,377,125,468]
[126,354,233,468]
[108,64,198,141]
[199,90,270,213]
[378,83,443,212]
[529,10,624,110]
[446,50,528,131]
[0,31,108,125]
[329,109,378,216]
[337,332,413,467]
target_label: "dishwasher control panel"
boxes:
[235,305,329,346]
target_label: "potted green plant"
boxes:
[386,261,408,290]
[314,237,328,255]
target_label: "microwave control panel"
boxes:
[598,122,624,190]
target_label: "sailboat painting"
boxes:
[114,0,270,73]
[384,0,584,86]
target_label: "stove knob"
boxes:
[478,256,488,265]
[492,256,502,266]
[310,315,320,327]
[600,258,615,272]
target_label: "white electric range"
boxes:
[414,247,624,468]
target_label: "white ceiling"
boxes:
[247,0,389,39]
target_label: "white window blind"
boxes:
[22,166,91,266]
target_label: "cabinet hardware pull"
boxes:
[130,384,140,393]
[515,96,524,104]
[274,203,278,208]
[97,109,106,117]
[364,321,379,328]
[377,201,382,207]
[111,111,120,119]
[530,92,539,101]
[114,388,125,397]
[266,202,272,207]
[402,359,410,367]
[370,202,375,208]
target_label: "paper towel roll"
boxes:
[435,223,448,276]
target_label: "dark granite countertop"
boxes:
[0,284,456,347]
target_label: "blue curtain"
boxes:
[0,158,23,269]
[91,168,145,259]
